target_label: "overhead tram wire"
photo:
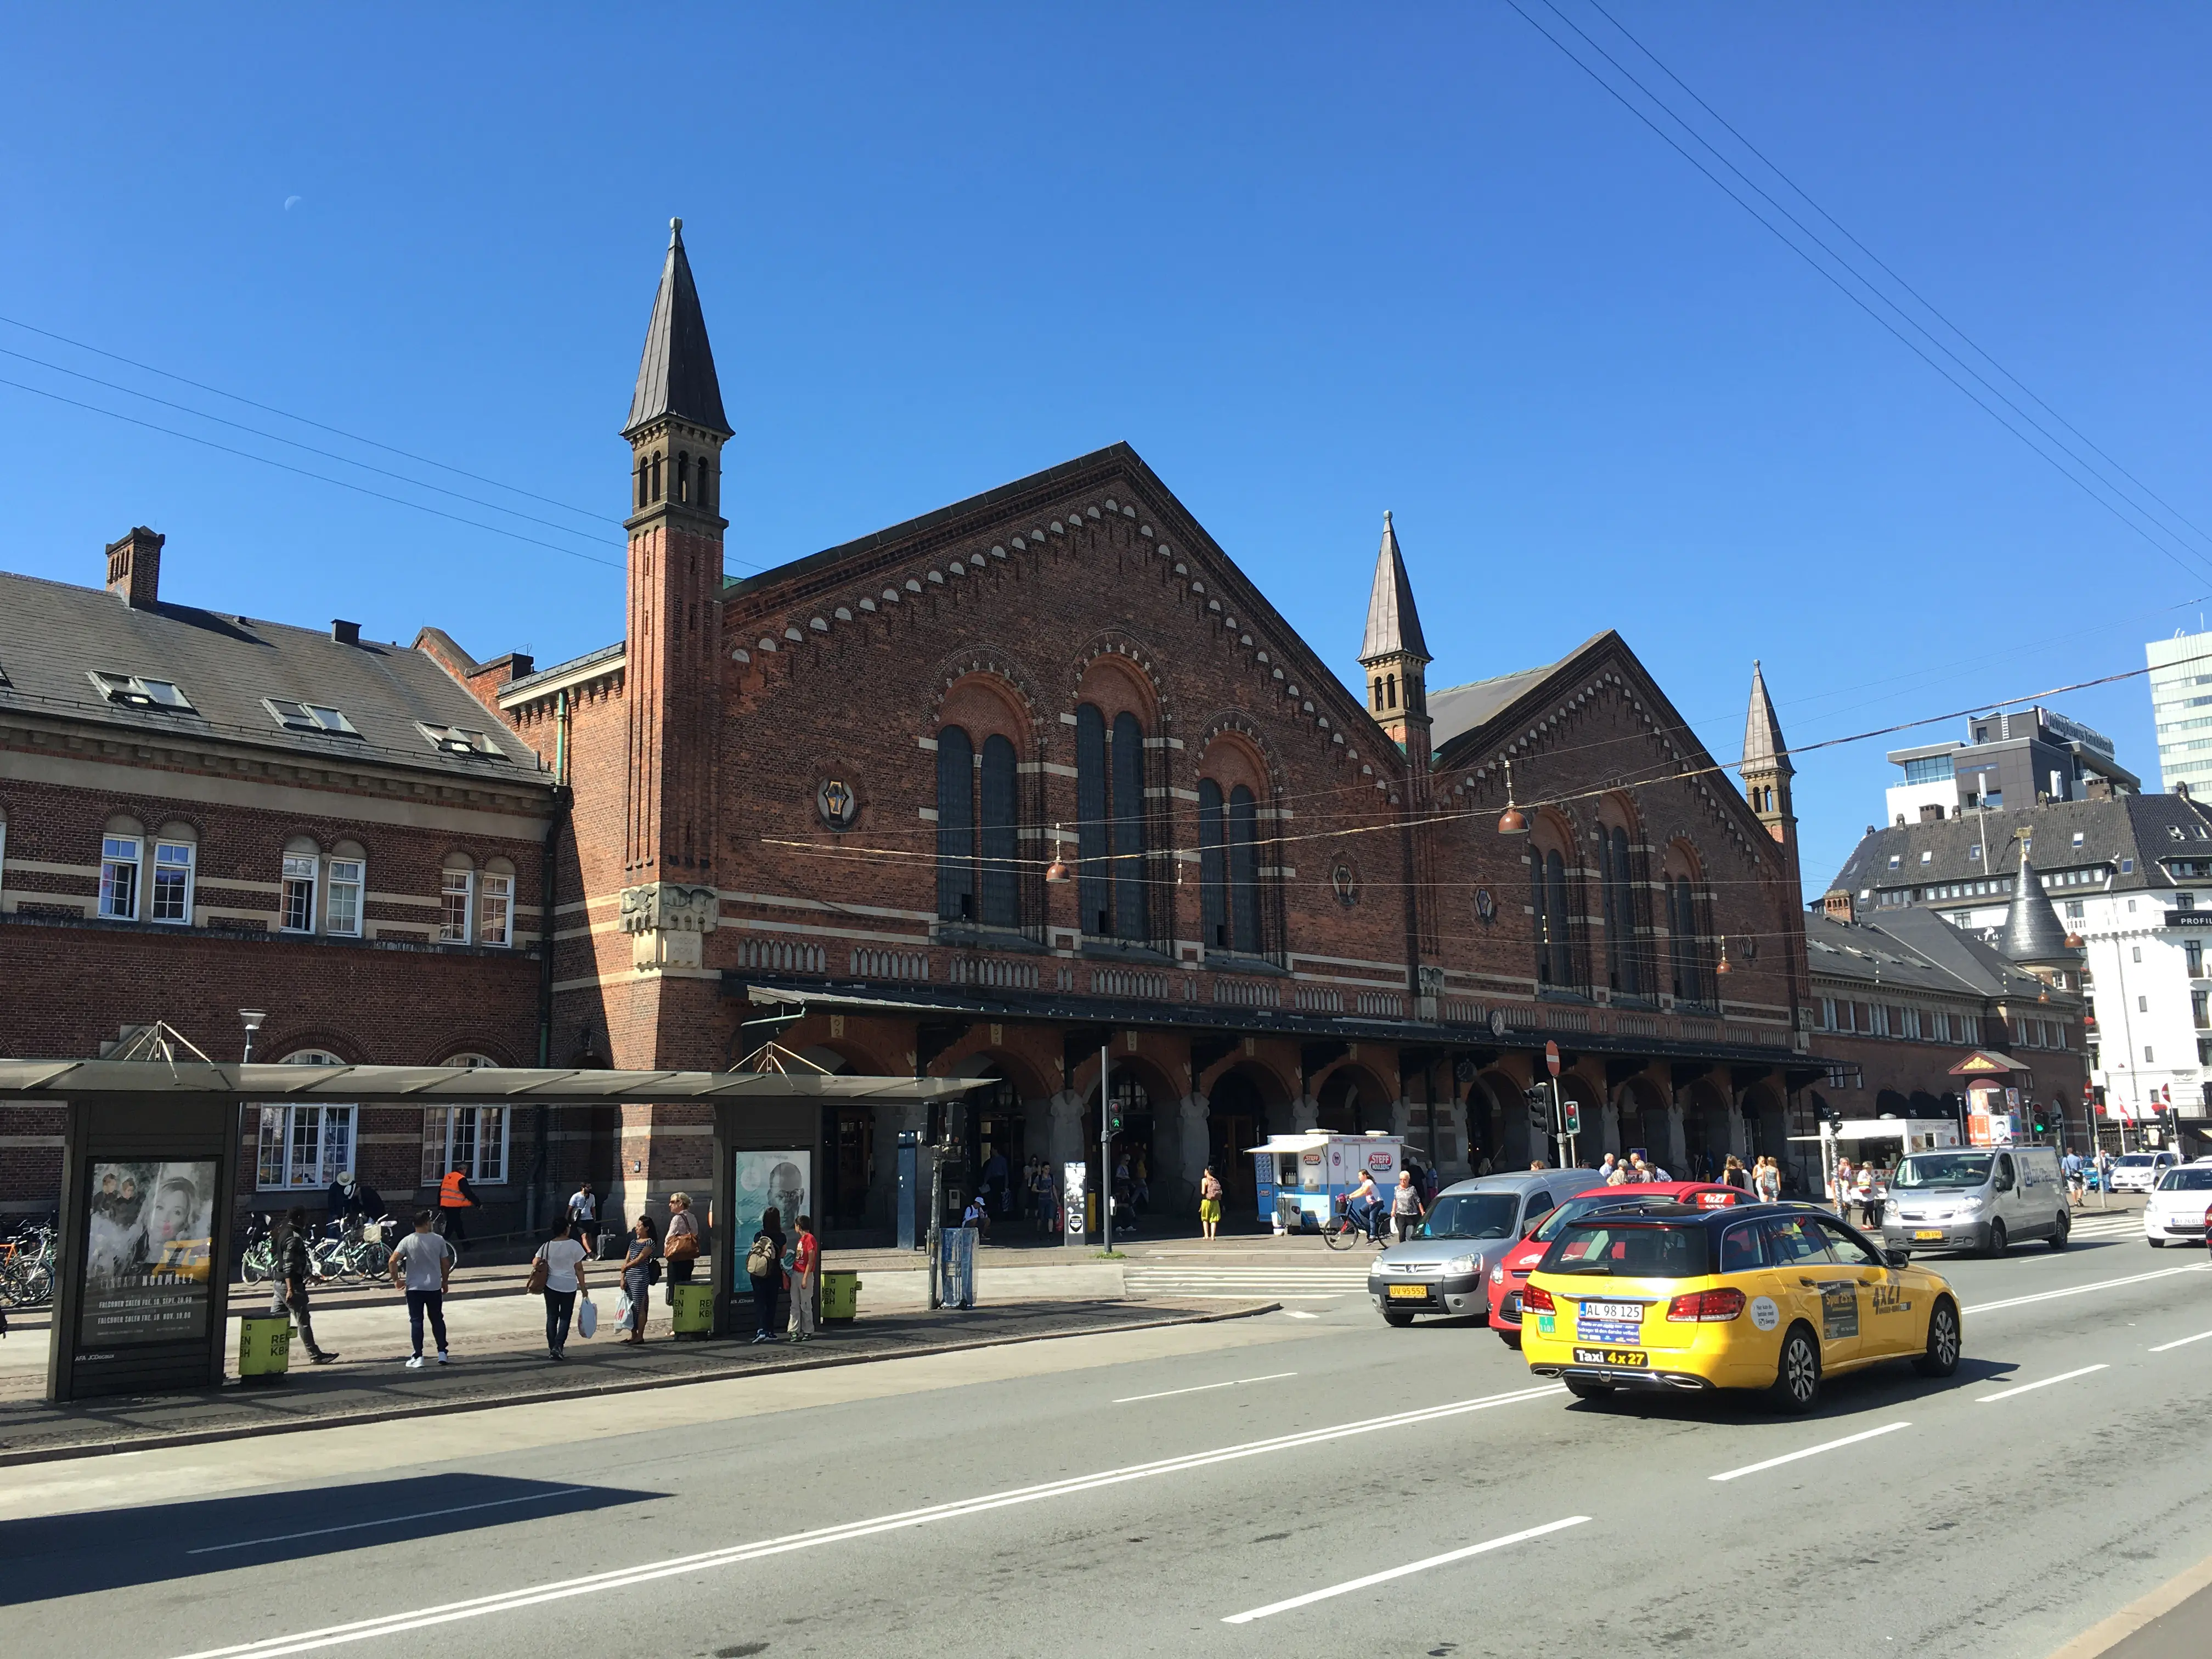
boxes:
[1582,0,2212,564]
[0,311,619,528]
[1500,0,2212,589]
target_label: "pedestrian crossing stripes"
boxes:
[1125,1264,1372,1300]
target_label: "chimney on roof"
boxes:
[105,527,163,608]
[1822,890,1855,923]
[331,619,362,645]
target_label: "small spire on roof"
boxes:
[1741,658,1791,776]
[625,217,729,439]
[1359,510,1429,665]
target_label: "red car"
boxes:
[1486,1180,1747,1347]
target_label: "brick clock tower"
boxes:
[620,218,731,975]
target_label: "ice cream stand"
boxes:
[1251,1131,1405,1233]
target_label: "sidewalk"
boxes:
[0,1297,1276,1466]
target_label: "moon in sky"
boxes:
[284,195,301,211]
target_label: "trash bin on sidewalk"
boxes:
[938,1228,977,1309]
[238,1312,291,1381]
[670,1283,713,1338]
[821,1269,860,1322]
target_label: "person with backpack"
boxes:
[1198,1165,1224,1243]
[745,1206,787,1345]
[529,1217,591,1360]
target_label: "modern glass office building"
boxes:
[2147,630,2212,794]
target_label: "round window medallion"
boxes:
[1330,862,1359,906]
[1474,887,1497,924]
[817,778,858,831]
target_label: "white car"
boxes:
[2109,1152,2181,1194]
[2145,1165,2212,1246]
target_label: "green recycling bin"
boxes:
[670,1282,714,1338]
[238,1312,292,1380]
[820,1269,860,1322]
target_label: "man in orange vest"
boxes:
[438,1167,481,1246]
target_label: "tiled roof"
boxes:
[1426,665,1560,753]
[1805,906,2073,1006]
[1827,792,2212,898]
[0,569,551,787]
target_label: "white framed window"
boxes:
[423,1056,505,1183]
[149,839,194,923]
[263,698,360,735]
[326,857,364,936]
[256,1052,354,1189]
[99,835,141,919]
[439,865,474,943]
[281,853,318,933]
[89,670,195,712]
[479,871,512,947]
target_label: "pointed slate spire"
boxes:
[1359,510,1429,665]
[624,218,731,439]
[2000,844,2076,967]
[1742,659,1791,776]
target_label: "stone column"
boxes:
[1664,1101,1689,1173]
[1047,1091,1086,1170]
[1600,1099,1622,1158]
[1289,1093,1320,1133]
[1167,1093,1209,1214]
[1725,1093,1753,1159]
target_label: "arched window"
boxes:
[1229,784,1261,953]
[256,1051,354,1190]
[1668,873,1711,1005]
[1532,841,1575,990]
[635,460,647,511]
[1198,780,1227,947]
[651,453,663,501]
[1111,710,1148,941]
[1386,674,1398,710]
[1076,704,1111,936]
[698,453,713,510]
[978,733,1019,928]
[1601,824,1643,996]
[935,725,977,922]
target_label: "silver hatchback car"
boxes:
[1368,1170,1593,1325]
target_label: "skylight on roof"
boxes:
[89,670,194,712]
[417,722,505,760]
[265,697,360,736]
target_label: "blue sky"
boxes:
[3,4,2208,896]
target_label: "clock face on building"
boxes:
[817,778,857,830]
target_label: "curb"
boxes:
[2044,1548,2212,1659]
[0,1300,1283,1469]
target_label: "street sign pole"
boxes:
[1099,1038,1113,1247]
[1544,1041,1571,1166]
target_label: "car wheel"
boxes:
[2149,1236,2166,1249]
[1382,1309,1415,1328]
[1768,1325,1821,1414]
[1983,1218,2008,1258]
[1497,1329,1523,1350]
[1914,1297,1961,1378]
[2048,1213,2069,1250]
[1564,1379,1615,1401]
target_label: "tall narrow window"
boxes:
[1076,704,1111,936]
[1198,780,1227,947]
[1229,785,1261,954]
[1544,850,1573,988]
[1111,711,1148,941]
[978,734,1019,928]
[99,836,140,920]
[480,871,512,947]
[698,455,712,510]
[676,453,690,503]
[326,858,364,936]
[440,866,474,943]
[150,840,193,924]
[281,854,318,933]
[1606,827,1640,995]
[935,726,977,922]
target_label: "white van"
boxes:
[1881,1145,2071,1256]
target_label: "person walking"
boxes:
[663,1191,700,1305]
[437,1165,481,1248]
[1389,1169,1427,1243]
[532,1217,590,1359]
[388,1209,456,1368]
[746,1205,787,1344]
[618,1215,658,1345]
[1753,1155,1782,1205]
[1721,1154,1749,1192]
[787,1214,820,1344]
[1198,1165,1224,1242]
[567,1181,599,1255]
[274,1206,337,1364]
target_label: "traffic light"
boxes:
[1562,1101,1583,1137]
[1523,1086,1551,1138]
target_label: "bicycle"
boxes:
[1321,1195,1386,1252]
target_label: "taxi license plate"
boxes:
[1913,1229,1944,1241]
[1386,1284,1428,1300]
[1574,1347,1647,1367]
[1583,1301,1643,1322]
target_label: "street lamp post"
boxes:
[240,1009,266,1064]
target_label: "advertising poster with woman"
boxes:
[80,1160,217,1346]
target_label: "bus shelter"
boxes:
[0,1056,978,1402]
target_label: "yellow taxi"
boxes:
[1520,1201,1961,1411]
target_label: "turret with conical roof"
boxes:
[625,218,731,441]
[2000,844,2079,973]
[1739,659,1795,848]
[1358,510,1431,758]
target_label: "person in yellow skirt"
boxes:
[1198,1165,1224,1242]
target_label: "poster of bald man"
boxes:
[728,1150,810,1250]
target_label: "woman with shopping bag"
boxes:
[618,1215,659,1344]
[528,1217,590,1361]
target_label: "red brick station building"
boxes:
[0,224,1830,1240]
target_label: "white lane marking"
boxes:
[1707,1421,1912,1484]
[1977,1364,2109,1403]
[2149,1330,2212,1353]
[189,1488,593,1555]
[1283,1311,1320,1320]
[1965,1263,2208,1316]
[1114,1371,1297,1404]
[168,1384,1567,1659]
[1221,1516,1591,1623]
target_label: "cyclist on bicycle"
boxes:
[1345,1170,1385,1244]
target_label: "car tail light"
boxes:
[1667,1288,1746,1322]
[1521,1283,1555,1314]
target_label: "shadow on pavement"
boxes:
[0,1474,659,1604]
[1562,1352,2019,1424]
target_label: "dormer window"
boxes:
[266,698,359,735]
[89,671,194,712]
[1887,855,1901,870]
[2072,832,2085,848]
[417,723,505,760]
[1968,845,1982,862]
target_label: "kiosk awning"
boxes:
[0,1059,983,1104]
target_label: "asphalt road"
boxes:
[3,1224,2209,1659]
